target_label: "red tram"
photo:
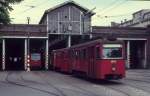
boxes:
[51,39,125,80]
[30,53,42,69]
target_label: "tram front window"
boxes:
[31,53,41,61]
[102,44,123,59]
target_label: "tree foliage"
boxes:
[0,0,23,24]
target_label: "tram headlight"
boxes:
[112,67,116,71]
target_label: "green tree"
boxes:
[0,0,23,24]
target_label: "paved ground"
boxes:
[0,70,150,96]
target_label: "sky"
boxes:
[10,0,150,26]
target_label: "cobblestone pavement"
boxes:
[0,70,150,96]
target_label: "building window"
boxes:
[65,16,67,18]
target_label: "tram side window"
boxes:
[83,49,86,59]
[96,47,100,58]
[73,50,76,58]
[80,49,86,59]
[64,52,67,59]
[70,50,74,59]
[80,50,83,59]
[71,50,75,59]
[75,51,78,59]
[79,50,82,59]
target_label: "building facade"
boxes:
[0,24,48,71]
[39,0,94,34]
[1,1,150,70]
[92,26,150,69]
[39,0,95,50]
[111,9,150,27]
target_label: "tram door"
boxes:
[87,46,96,78]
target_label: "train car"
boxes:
[30,53,42,69]
[52,49,71,73]
[52,39,125,80]
[51,50,60,71]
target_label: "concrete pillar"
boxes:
[80,11,82,34]
[2,39,5,71]
[58,12,60,34]
[90,34,93,39]
[46,13,49,70]
[146,38,150,68]
[24,39,27,70]
[90,26,93,39]
[127,40,130,69]
[45,39,49,70]
[68,35,71,47]
[47,14,49,33]
[27,38,30,71]
[143,40,147,69]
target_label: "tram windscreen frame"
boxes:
[31,53,41,61]
[102,44,123,59]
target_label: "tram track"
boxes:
[127,71,150,77]
[52,72,150,96]
[36,71,100,96]
[21,72,67,96]
[125,78,150,84]
[122,78,150,92]
[5,72,61,96]
[107,80,150,96]
[99,80,150,96]
[3,71,150,96]
[125,71,150,84]
[127,73,150,78]
[21,71,105,96]
[98,70,150,96]
[103,85,130,96]
[1,71,110,96]
[37,71,131,96]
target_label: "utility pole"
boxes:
[27,17,30,24]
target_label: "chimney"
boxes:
[121,20,123,24]
[124,19,127,22]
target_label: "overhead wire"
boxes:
[97,12,132,19]
[92,0,130,26]
[100,0,128,15]
[92,13,131,24]
[30,0,39,3]
[11,0,131,24]
[97,0,119,14]
[95,0,129,19]
[11,0,50,15]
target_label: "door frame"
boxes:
[118,38,147,69]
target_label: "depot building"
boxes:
[0,24,48,70]
[1,24,150,71]
[0,1,150,71]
